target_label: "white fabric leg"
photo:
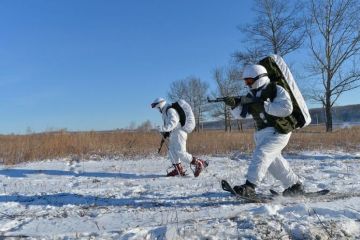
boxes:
[268,154,299,188]
[247,127,295,186]
[168,129,193,164]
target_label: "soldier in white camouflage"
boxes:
[151,97,208,177]
[224,65,304,197]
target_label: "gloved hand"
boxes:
[161,132,170,139]
[157,126,170,139]
[224,96,240,107]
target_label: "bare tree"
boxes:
[127,121,137,130]
[211,67,243,132]
[136,120,153,132]
[167,80,187,101]
[167,77,209,132]
[306,0,360,132]
[234,0,305,65]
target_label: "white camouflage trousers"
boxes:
[247,127,299,188]
[168,128,193,165]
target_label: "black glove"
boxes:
[161,132,170,139]
[224,96,241,107]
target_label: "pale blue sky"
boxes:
[0,1,358,134]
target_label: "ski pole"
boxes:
[158,137,165,153]
[158,133,184,177]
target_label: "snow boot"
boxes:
[233,180,256,197]
[283,182,304,196]
[167,163,186,177]
[190,157,208,177]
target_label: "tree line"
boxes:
[166,0,360,133]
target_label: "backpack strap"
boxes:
[165,102,186,127]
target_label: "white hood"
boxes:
[251,76,270,90]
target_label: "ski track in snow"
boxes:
[0,152,360,239]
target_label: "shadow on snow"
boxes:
[0,169,164,179]
[0,192,238,208]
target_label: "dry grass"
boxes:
[0,126,359,165]
[0,131,158,165]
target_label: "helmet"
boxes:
[151,97,166,109]
[242,64,269,89]
[242,64,268,80]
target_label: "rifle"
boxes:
[207,95,257,105]
[207,96,228,103]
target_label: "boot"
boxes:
[233,180,256,197]
[283,182,304,196]
[167,163,186,177]
[191,157,208,177]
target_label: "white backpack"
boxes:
[166,99,195,133]
[259,54,312,128]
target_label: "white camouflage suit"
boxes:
[231,77,300,188]
[159,104,193,165]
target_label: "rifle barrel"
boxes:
[207,97,225,103]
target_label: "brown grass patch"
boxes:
[0,126,359,165]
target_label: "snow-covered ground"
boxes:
[1,152,360,239]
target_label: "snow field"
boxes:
[0,152,359,239]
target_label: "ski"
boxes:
[221,180,272,203]
[222,179,330,203]
[270,189,330,197]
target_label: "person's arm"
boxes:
[160,108,180,132]
[264,85,293,117]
